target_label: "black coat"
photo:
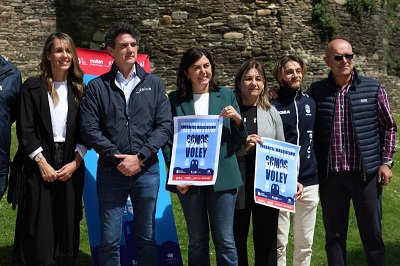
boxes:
[13,77,85,265]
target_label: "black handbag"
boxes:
[7,152,26,210]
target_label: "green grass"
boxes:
[1,115,400,265]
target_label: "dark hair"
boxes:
[234,59,271,110]
[272,55,307,85]
[105,21,141,48]
[176,47,219,97]
[39,32,84,105]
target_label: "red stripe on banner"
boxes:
[172,174,214,182]
[76,47,151,75]
[255,196,294,211]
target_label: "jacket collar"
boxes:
[66,79,78,133]
[327,68,361,91]
[109,62,148,82]
[30,77,77,139]
[277,86,301,105]
[109,62,148,93]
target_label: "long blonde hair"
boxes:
[39,32,84,105]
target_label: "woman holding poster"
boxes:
[233,59,303,266]
[164,47,247,265]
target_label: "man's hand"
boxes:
[378,165,392,186]
[115,154,145,176]
[268,87,279,100]
[294,182,304,201]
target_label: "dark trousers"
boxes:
[234,203,279,266]
[320,171,386,266]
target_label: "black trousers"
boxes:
[233,203,279,266]
[320,171,385,266]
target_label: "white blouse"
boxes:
[193,93,209,115]
[29,81,86,160]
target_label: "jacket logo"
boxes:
[278,110,290,115]
[136,87,152,93]
[360,99,368,103]
[305,104,311,114]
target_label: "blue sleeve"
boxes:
[79,82,121,165]
[138,79,173,161]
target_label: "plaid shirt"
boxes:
[329,73,397,172]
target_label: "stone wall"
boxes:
[0,0,56,76]
[1,0,399,110]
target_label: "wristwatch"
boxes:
[137,152,146,161]
[34,153,44,163]
[382,161,394,169]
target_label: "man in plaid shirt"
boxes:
[307,39,397,266]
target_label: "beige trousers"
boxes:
[277,184,319,266]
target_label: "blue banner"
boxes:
[168,115,223,186]
[254,137,300,212]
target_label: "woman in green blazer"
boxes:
[165,47,247,265]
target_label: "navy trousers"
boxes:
[320,171,385,266]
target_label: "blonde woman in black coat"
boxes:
[13,32,86,266]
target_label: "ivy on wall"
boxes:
[312,0,377,41]
[387,0,400,76]
[346,0,377,20]
[311,0,400,77]
[311,0,339,42]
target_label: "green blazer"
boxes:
[164,87,247,193]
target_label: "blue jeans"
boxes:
[0,173,7,201]
[178,186,238,266]
[97,163,160,266]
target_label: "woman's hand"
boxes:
[176,184,191,194]
[38,158,58,182]
[220,105,242,127]
[244,134,263,152]
[56,153,82,181]
[56,161,79,181]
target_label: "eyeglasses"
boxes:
[331,54,354,61]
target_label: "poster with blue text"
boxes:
[168,115,223,186]
[254,137,300,212]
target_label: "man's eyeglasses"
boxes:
[331,54,354,61]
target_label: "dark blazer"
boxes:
[18,77,84,167]
[164,87,247,193]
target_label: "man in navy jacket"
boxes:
[308,39,396,266]
[0,55,22,201]
[271,55,319,266]
[80,21,172,266]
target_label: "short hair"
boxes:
[234,59,271,110]
[272,55,307,85]
[176,47,219,97]
[105,21,141,48]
